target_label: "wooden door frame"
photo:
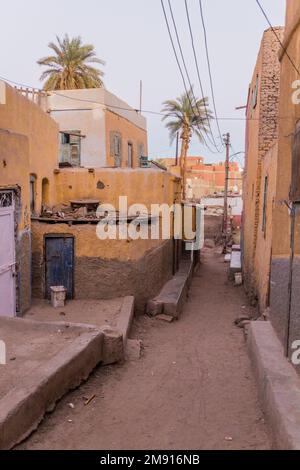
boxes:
[0,187,18,317]
[44,233,75,300]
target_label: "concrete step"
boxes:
[229,250,242,279]
[147,260,193,319]
[247,321,300,450]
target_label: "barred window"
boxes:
[0,191,13,208]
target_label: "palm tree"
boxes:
[162,88,212,199]
[37,35,105,91]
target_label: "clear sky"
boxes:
[0,0,285,165]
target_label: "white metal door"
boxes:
[0,191,16,317]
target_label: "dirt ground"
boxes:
[0,320,83,400]
[25,298,123,328]
[18,249,270,450]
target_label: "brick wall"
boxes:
[243,27,284,306]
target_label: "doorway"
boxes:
[45,235,74,300]
[0,191,16,317]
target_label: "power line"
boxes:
[183,0,223,153]
[160,0,221,154]
[255,0,300,76]
[0,73,164,116]
[160,0,191,103]
[198,0,224,143]
[161,0,216,153]
[167,0,222,152]
[0,74,296,123]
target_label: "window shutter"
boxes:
[138,143,145,159]
[113,132,122,167]
[119,133,123,164]
[110,131,115,158]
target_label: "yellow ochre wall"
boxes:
[31,167,181,311]
[254,143,278,310]
[0,129,30,230]
[272,0,300,257]
[32,223,163,262]
[0,83,59,215]
[51,167,180,209]
[242,27,283,306]
[0,83,59,313]
[267,0,300,352]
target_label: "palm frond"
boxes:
[37,34,105,90]
[161,88,212,147]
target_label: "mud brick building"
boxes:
[0,82,59,316]
[242,27,284,310]
[158,156,242,199]
[269,0,300,359]
[0,81,183,317]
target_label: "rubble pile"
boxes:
[40,202,100,221]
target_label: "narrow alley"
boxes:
[19,248,269,451]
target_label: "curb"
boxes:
[247,321,300,450]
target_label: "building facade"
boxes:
[43,88,148,169]
[31,167,181,313]
[0,81,59,316]
[269,0,300,360]
[242,27,283,310]
[0,81,183,317]
[242,1,300,371]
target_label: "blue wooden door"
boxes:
[45,236,74,300]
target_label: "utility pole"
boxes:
[223,132,231,252]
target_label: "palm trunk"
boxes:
[181,125,190,201]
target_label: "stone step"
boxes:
[147,260,193,319]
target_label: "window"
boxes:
[128,142,133,168]
[251,75,259,112]
[262,176,268,236]
[110,132,122,167]
[138,143,145,160]
[0,191,13,208]
[30,174,37,213]
[42,178,50,207]
[138,143,148,167]
[60,131,81,167]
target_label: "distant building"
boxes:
[157,156,242,199]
